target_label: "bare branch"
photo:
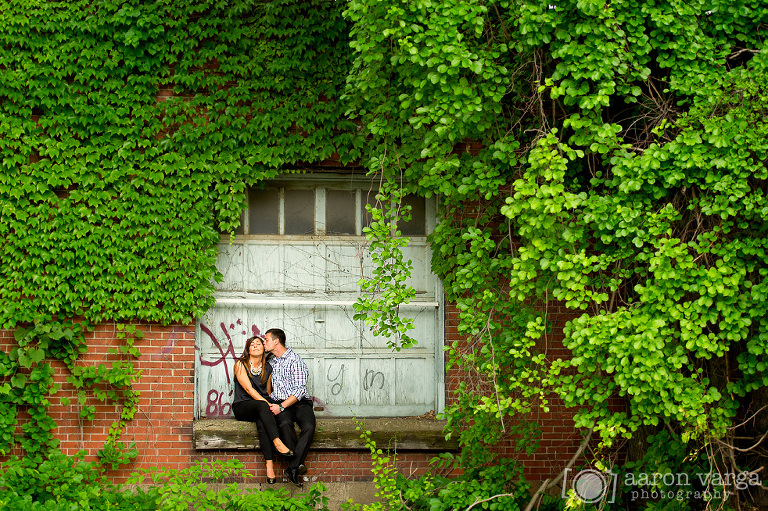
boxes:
[728,48,761,60]
[523,427,595,511]
[465,492,520,511]
[716,429,768,453]
[727,405,767,430]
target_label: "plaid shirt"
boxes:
[269,347,309,402]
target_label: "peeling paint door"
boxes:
[195,178,444,418]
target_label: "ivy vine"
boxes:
[0,0,358,466]
[2,1,767,508]
[343,0,768,507]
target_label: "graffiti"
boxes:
[326,365,385,395]
[311,396,326,412]
[198,318,265,416]
[326,364,386,395]
[206,389,233,417]
[198,323,237,384]
[363,369,385,391]
[198,318,263,385]
[197,315,412,414]
[327,363,345,396]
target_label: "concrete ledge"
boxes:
[194,417,459,451]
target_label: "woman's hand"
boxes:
[269,403,282,415]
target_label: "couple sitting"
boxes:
[231,328,315,486]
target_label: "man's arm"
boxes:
[270,356,308,414]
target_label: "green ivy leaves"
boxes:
[1,0,363,467]
[0,0,359,329]
[343,0,768,490]
[354,188,418,350]
[1,0,766,497]
[1,319,142,466]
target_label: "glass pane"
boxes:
[326,190,356,235]
[399,194,426,236]
[361,193,426,236]
[248,188,279,234]
[285,189,315,235]
[234,212,244,235]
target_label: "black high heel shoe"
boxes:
[267,476,276,484]
[278,447,295,458]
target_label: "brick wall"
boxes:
[444,302,595,485]
[0,323,198,482]
[0,322,436,484]
[1,306,597,486]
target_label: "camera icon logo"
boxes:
[562,468,618,504]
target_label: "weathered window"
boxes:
[196,175,444,418]
[325,189,356,235]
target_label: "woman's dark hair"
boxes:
[237,336,268,385]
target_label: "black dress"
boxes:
[232,361,280,460]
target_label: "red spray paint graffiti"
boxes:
[198,320,264,382]
[197,319,263,416]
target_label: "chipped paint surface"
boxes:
[195,239,444,418]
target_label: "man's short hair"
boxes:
[265,328,286,346]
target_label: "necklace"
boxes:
[249,362,262,376]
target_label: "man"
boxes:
[262,328,315,486]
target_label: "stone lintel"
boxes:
[193,417,459,451]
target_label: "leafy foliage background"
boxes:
[0,0,360,471]
[0,0,767,508]
[342,0,767,508]
[0,0,359,328]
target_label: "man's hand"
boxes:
[269,403,282,415]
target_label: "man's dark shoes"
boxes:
[297,464,307,476]
[284,467,302,487]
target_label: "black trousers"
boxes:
[275,398,315,469]
[233,400,280,460]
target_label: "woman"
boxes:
[232,335,294,483]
